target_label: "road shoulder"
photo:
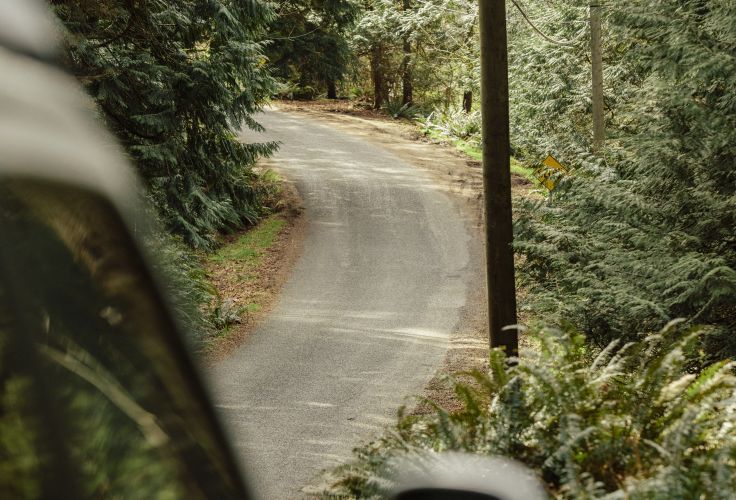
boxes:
[204,176,307,362]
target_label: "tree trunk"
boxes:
[327,79,337,99]
[370,45,385,109]
[401,42,413,105]
[463,91,473,113]
[401,0,413,105]
[590,2,605,152]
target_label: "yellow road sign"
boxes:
[535,155,567,190]
[543,155,566,171]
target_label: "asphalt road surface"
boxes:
[208,109,474,499]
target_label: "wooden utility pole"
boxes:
[479,0,518,356]
[590,2,604,152]
[401,0,413,105]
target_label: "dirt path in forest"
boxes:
[209,99,533,411]
[273,100,534,412]
[209,107,479,498]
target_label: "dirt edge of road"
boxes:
[204,178,308,363]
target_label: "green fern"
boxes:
[320,323,736,498]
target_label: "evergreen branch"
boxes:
[510,0,578,47]
[90,0,136,49]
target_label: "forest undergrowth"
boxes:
[319,322,736,498]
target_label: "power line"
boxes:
[268,26,321,41]
[509,0,578,47]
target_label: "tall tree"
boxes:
[589,1,605,151]
[400,0,414,105]
[266,0,358,99]
[51,0,277,248]
[352,0,478,109]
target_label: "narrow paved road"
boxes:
[208,109,473,499]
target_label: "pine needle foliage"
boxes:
[143,230,217,344]
[513,0,736,357]
[265,0,359,98]
[51,0,277,248]
[320,323,736,498]
[350,0,479,109]
[506,1,594,159]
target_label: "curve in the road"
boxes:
[208,109,473,499]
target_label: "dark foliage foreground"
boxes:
[321,323,736,498]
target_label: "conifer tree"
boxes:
[51,0,277,248]
[515,0,736,357]
[351,0,478,110]
[266,0,359,99]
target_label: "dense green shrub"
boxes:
[144,230,216,344]
[385,100,421,119]
[145,167,285,344]
[320,323,736,498]
[514,0,736,357]
[51,0,277,248]
[506,1,602,162]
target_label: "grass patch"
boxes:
[454,138,482,161]
[209,215,287,265]
[510,159,536,183]
[244,302,261,314]
[422,128,536,183]
[203,214,289,339]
